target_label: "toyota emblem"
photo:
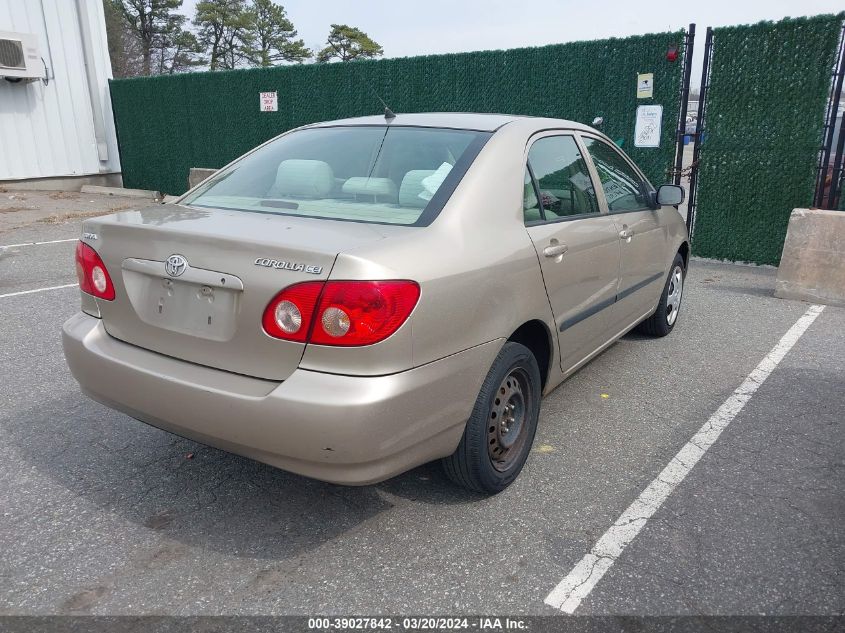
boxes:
[165,254,188,277]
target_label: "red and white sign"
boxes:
[260,91,278,112]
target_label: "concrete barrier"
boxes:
[188,168,217,190]
[775,208,845,307]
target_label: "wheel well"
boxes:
[508,320,552,390]
[678,241,690,269]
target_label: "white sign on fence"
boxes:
[260,91,278,112]
[634,104,663,148]
[636,72,654,99]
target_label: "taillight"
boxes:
[262,281,323,342]
[262,280,420,347]
[310,281,420,346]
[75,241,115,301]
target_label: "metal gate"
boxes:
[671,24,696,190]
[814,21,845,210]
[684,26,713,237]
[661,24,700,235]
[687,16,842,264]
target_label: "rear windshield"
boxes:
[182,125,491,226]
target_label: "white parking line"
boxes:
[544,303,826,614]
[0,283,78,299]
[0,238,77,249]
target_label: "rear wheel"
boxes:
[638,253,685,337]
[442,342,541,494]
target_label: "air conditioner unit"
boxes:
[0,31,43,83]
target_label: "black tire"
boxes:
[638,253,686,337]
[442,342,541,494]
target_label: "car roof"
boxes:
[305,112,594,133]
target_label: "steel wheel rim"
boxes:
[666,265,684,326]
[487,367,531,472]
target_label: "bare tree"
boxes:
[102,0,144,77]
[112,0,187,75]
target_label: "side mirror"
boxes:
[656,184,685,206]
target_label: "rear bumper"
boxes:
[62,313,502,485]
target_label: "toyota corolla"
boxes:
[63,113,689,494]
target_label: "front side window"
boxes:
[582,138,651,212]
[182,126,490,226]
[526,135,599,221]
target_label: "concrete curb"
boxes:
[80,185,161,199]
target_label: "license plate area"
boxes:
[122,258,242,342]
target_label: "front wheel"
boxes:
[638,253,685,337]
[442,342,541,494]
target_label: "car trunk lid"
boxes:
[86,204,405,381]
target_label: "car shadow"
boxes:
[3,392,482,561]
[710,284,776,299]
[621,330,651,341]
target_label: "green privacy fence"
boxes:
[692,14,844,265]
[110,31,685,196]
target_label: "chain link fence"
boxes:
[110,32,685,196]
[691,14,844,265]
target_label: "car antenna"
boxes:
[328,39,397,120]
[363,74,397,119]
[369,86,395,120]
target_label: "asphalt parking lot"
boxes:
[0,191,842,616]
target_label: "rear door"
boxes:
[523,133,621,373]
[580,135,668,331]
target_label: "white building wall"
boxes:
[0,0,121,180]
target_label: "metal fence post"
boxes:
[686,26,713,237]
[673,24,695,187]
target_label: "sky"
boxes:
[180,0,844,79]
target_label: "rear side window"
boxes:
[582,138,651,212]
[182,126,491,226]
[523,168,542,223]
[526,135,599,221]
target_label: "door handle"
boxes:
[618,228,634,240]
[543,243,569,258]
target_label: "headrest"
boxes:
[342,177,398,200]
[399,170,436,208]
[270,160,334,198]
